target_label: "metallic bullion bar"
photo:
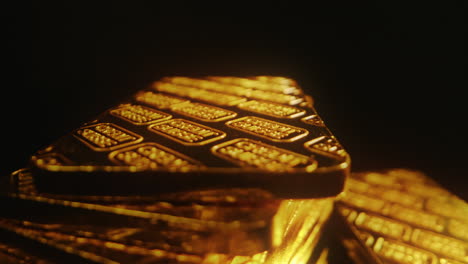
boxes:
[0,167,335,263]
[335,168,468,264]
[25,76,350,198]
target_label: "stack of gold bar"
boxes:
[0,76,349,263]
[1,76,467,264]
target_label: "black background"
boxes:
[4,3,466,199]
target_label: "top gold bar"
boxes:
[27,76,350,198]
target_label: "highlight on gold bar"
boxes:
[225,116,309,142]
[335,168,468,264]
[211,138,316,172]
[109,103,172,125]
[73,123,143,151]
[148,119,227,146]
[25,75,350,198]
[1,168,336,264]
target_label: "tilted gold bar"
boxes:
[334,169,468,264]
[25,76,349,198]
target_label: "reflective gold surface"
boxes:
[0,76,350,263]
[336,169,468,264]
[27,76,349,198]
[1,168,334,264]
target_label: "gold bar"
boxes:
[335,169,468,264]
[25,76,349,198]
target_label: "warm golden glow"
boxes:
[1,75,353,263]
[337,169,468,264]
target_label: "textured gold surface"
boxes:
[237,100,306,119]
[225,116,308,142]
[148,119,226,146]
[27,75,349,198]
[135,91,190,109]
[108,142,203,171]
[211,138,316,171]
[73,123,143,151]
[170,102,237,122]
[337,169,468,264]
[1,75,350,263]
[109,104,172,125]
[1,169,334,264]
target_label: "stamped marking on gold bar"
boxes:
[74,123,143,151]
[340,191,387,213]
[237,100,306,119]
[225,116,308,142]
[170,102,237,122]
[135,91,189,109]
[411,229,468,263]
[373,237,437,264]
[164,77,303,105]
[207,76,300,94]
[154,82,247,106]
[354,212,412,240]
[387,204,445,232]
[109,142,202,171]
[211,138,316,171]
[148,119,226,146]
[301,115,325,127]
[304,136,347,160]
[110,104,172,125]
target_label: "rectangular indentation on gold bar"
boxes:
[373,237,437,264]
[237,100,306,119]
[170,102,237,122]
[135,91,189,109]
[109,142,202,171]
[73,123,143,151]
[207,76,300,94]
[339,191,387,213]
[162,77,303,105]
[411,229,468,263]
[110,104,172,125]
[225,116,308,142]
[354,212,412,240]
[386,204,445,232]
[211,138,316,171]
[148,119,226,146]
[304,136,347,160]
[153,81,247,106]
